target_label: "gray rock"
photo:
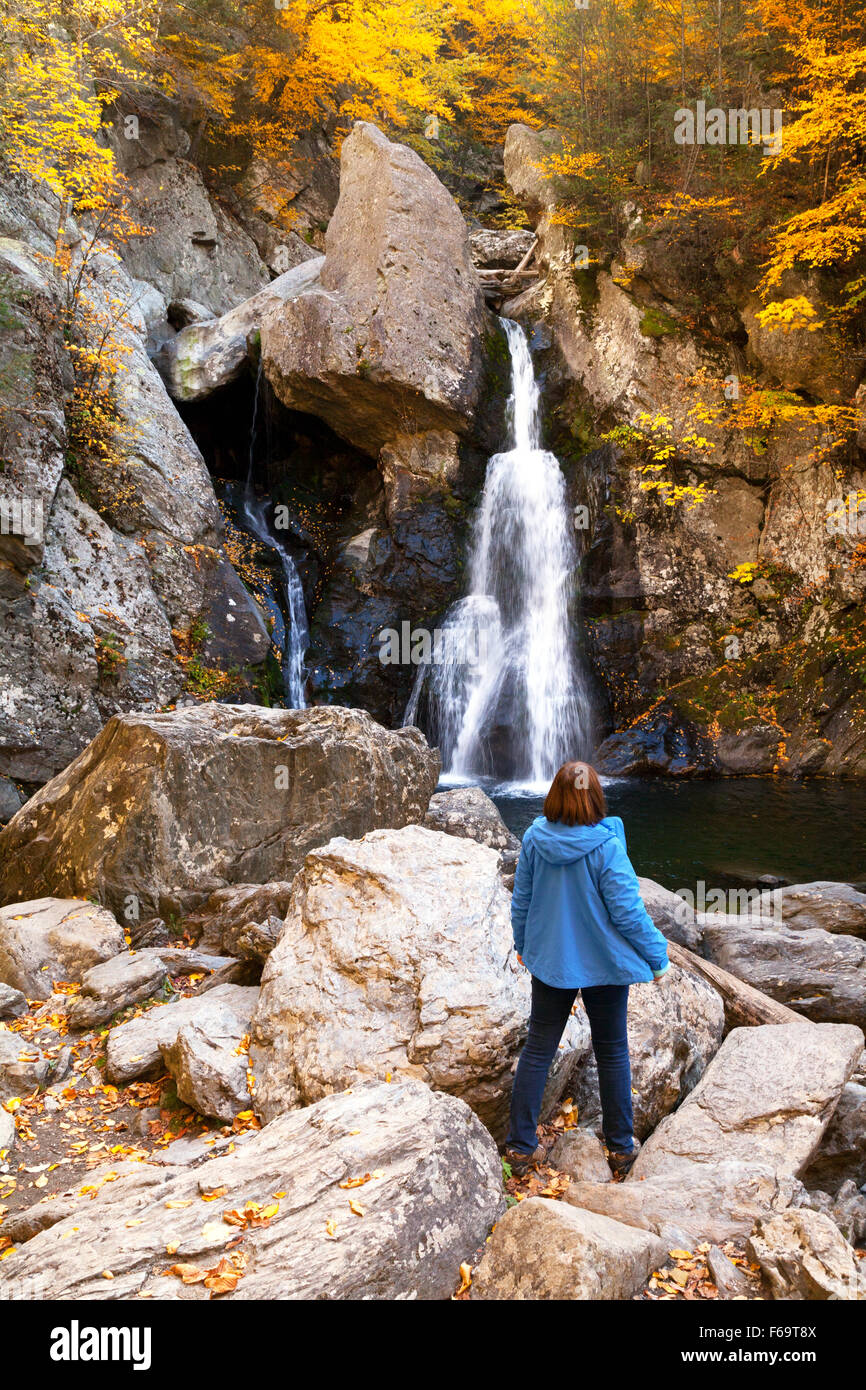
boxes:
[66,951,169,1030]
[0,899,126,1001]
[700,918,866,1026]
[706,1245,752,1299]
[0,705,440,921]
[0,185,272,789]
[0,780,23,825]
[0,1080,504,1300]
[631,1022,864,1182]
[423,786,521,879]
[185,882,296,958]
[800,1181,866,1245]
[161,998,253,1121]
[106,985,260,1085]
[0,984,27,1020]
[469,228,536,270]
[548,1128,612,1184]
[565,1163,806,1244]
[0,1030,50,1096]
[159,258,324,402]
[747,1208,865,1300]
[105,116,272,317]
[638,877,703,951]
[802,1082,866,1195]
[470,1197,667,1301]
[261,122,493,455]
[760,881,866,938]
[250,825,528,1140]
[569,965,725,1141]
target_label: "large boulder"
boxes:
[741,274,861,404]
[261,121,493,455]
[568,965,725,1141]
[158,257,324,402]
[0,899,125,1001]
[470,1197,666,1301]
[747,1208,865,1300]
[631,1021,864,1182]
[0,1079,503,1300]
[105,985,260,1085]
[0,705,440,920]
[250,825,527,1139]
[699,918,866,1026]
[759,881,866,939]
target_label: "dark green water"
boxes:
[478,777,866,893]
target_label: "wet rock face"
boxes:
[0,1080,504,1300]
[305,430,481,725]
[250,824,528,1140]
[595,709,718,777]
[0,705,441,920]
[261,122,494,455]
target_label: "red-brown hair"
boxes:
[543,761,607,827]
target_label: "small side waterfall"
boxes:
[236,363,310,708]
[409,319,591,786]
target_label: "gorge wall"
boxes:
[2,94,865,819]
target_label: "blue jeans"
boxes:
[506,976,634,1154]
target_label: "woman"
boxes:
[504,760,670,1180]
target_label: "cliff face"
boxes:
[500,125,866,778]
[2,78,864,806]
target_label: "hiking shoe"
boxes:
[606,1137,641,1180]
[502,1138,555,1178]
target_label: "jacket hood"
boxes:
[527,815,617,865]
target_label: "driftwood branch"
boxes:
[667,939,806,1030]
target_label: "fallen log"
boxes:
[667,939,807,1030]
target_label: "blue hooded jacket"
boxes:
[511,814,669,989]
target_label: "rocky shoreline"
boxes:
[1,707,864,1300]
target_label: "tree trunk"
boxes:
[666,940,808,1030]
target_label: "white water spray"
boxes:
[408,319,591,784]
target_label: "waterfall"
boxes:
[236,362,310,708]
[410,319,591,787]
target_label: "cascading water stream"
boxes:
[236,361,310,708]
[407,319,592,787]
